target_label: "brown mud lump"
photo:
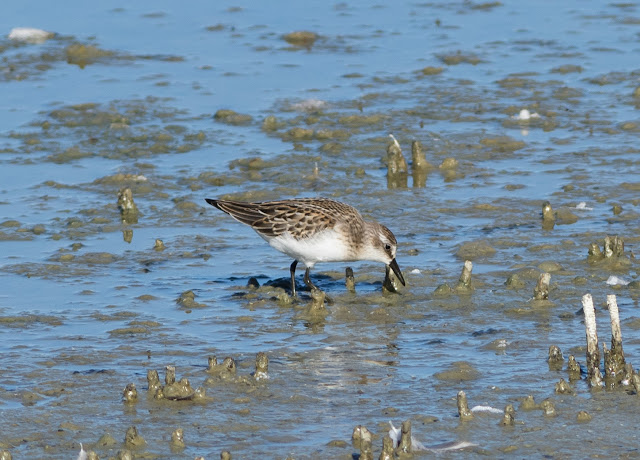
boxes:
[533,273,551,300]
[455,260,473,292]
[457,390,474,421]
[554,378,573,394]
[379,435,394,460]
[345,267,355,293]
[147,369,161,392]
[164,377,197,401]
[305,288,329,315]
[398,420,412,454]
[117,187,139,224]
[115,450,133,460]
[170,428,185,450]
[576,411,592,423]
[540,399,556,417]
[253,352,269,381]
[124,426,146,449]
[500,405,515,426]
[505,273,526,289]
[206,356,237,381]
[519,395,538,411]
[547,345,564,370]
[122,382,138,403]
[567,355,581,380]
[351,425,372,444]
[165,365,176,385]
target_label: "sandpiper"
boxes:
[205,198,405,296]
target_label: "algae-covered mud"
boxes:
[1,1,640,458]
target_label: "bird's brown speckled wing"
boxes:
[206,198,362,239]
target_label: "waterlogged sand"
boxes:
[1,1,640,458]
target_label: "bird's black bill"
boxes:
[388,258,406,286]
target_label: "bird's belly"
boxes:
[267,231,353,267]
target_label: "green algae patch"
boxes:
[0,314,63,327]
[419,66,444,76]
[48,146,93,163]
[551,64,583,74]
[176,290,207,309]
[315,129,350,140]
[128,320,161,328]
[456,240,497,260]
[434,361,480,381]
[11,99,210,164]
[77,252,117,265]
[479,136,526,153]
[337,113,387,128]
[469,1,502,10]
[554,208,578,225]
[283,31,318,48]
[108,326,150,335]
[538,261,563,273]
[284,127,314,141]
[496,76,539,89]
[2,262,92,278]
[262,115,285,132]
[136,294,158,302]
[91,311,139,322]
[65,43,114,68]
[438,51,483,66]
[214,109,253,125]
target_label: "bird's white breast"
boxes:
[264,230,352,267]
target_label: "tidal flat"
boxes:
[1,1,640,458]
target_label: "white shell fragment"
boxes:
[8,27,54,44]
[388,421,476,452]
[470,405,503,414]
[512,109,540,120]
[575,202,594,211]
[606,275,629,286]
[290,98,327,111]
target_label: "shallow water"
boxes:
[1,1,640,459]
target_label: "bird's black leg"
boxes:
[303,267,319,292]
[290,260,298,297]
[303,267,333,304]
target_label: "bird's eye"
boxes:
[384,244,391,251]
